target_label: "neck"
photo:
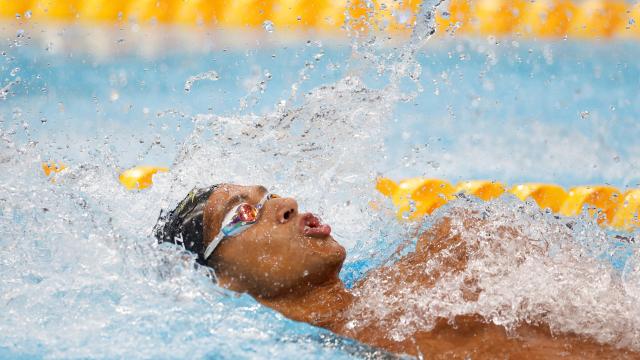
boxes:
[256,278,354,331]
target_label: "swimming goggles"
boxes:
[203,192,278,260]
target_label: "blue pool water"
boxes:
[2,20,640,358]
[5,36,640,187]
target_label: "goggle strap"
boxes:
[203,207,238,260]
[203,231,224,260]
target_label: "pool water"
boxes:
[2,9,640,359]
[5,29,640,187]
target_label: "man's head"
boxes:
[156,184,346,298]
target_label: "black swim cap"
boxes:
[153,184,220,265]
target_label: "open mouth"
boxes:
[300,212,332,238]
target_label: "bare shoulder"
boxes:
[415,208,476,256]
[416,207,522,255]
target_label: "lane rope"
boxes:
[39,163,640,231]
[3,0,638,38]
[378,177,640,231]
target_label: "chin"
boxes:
[299,232,347,271]
[313,235,345,255]
[324,238,347,272]
[296,241,346,288]
[334,240,347,262]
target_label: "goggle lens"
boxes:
[220,192,280,238]
[204,191,279,261]
[236,204,258,222]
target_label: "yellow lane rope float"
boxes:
[558,185,621,225]
[3,0,640,39]
[567,0,628,38]
[610,190,640,231]
[510,183,568,213]
[41,161,67,184]
[513,0,576,38]
[118,165,169,190]
[40,163,639,231]
[41,163,168,190]
[455,180,505,201]
[378,177,640,231]
[41,161,67,176]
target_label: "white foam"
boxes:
[348,197,640,349]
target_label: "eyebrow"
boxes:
[223,194,246,214]
[222,186,268,214]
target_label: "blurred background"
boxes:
[2,0,640,187]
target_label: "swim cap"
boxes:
[153,184,220,265]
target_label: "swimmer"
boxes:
[154,184,639,359]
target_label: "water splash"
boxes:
[184,70,220,93]
[165,76,396,251]
[263,20,275,33]
[0,78,21,100]
[342,0,444,100]
[0,113,396,359]
[347,196,640,349]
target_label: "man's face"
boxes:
[203,184,346,298]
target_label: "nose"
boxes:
[274,198,299,224]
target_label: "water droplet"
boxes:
[24,10,32,19]
[40,117,47,124]
[408,200,417,215]
[580,111,590,120]
[262,20,274,33]
[613,155,621,163]
[15,13,21,20]
[10,67,20,77]
[16,29,25,38]
[184,70,219,93]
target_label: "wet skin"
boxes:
[202,184,640,359]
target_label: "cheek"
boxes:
[292,238,344,274]
[246,226,302,268]
[246,225,344,283]
[250,224,293,249]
